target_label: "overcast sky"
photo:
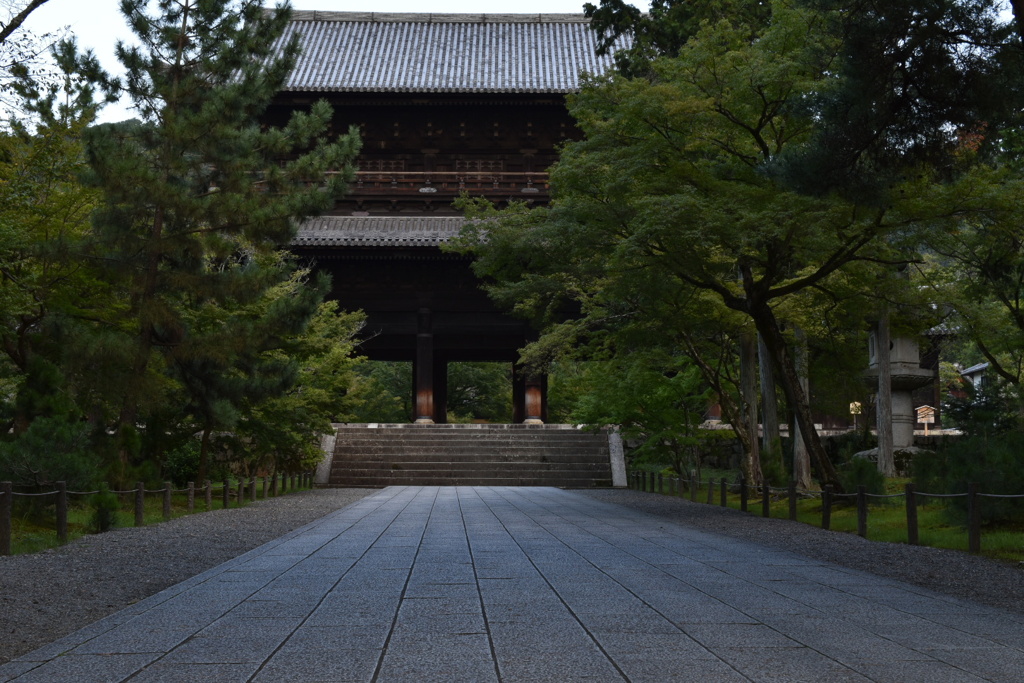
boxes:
[19,0,642,121]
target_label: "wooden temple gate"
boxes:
[272,11,619,423]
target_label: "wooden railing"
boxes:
[348,171,549,196]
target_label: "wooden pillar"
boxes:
[512,364,525,423]
[524,374,547,424]
[514,364,547,424]
[414,308,435,423]
[434,354,448,424]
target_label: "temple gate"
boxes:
[270,11,618,423]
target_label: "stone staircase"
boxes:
[327,424,616,488]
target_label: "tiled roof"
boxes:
[294,216,466,247]
[276,12,623,93]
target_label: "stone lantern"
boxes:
[863,332,934,450]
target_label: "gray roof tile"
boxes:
[294,216,466,247]
[277,12,623,93]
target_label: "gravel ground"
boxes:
[579,488,1024,614]
[0,488,373,666]
[3,486,1023,667]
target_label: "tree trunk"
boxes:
[749,301,842,489]
[740,330,763,486]
[680,332,757,472]
[757,333,781,465]
[792,326,812,489]
[876,313,895,477]
[197,422,213,486]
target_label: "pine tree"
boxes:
[57,0,359,479]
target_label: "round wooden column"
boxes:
[414,308,435,423]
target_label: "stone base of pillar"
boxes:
[414,417,435,424]
[523,418,544,425]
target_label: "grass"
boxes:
[5,477,312,556]
[633,471,1024,563]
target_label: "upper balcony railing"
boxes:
[344,171,549,197]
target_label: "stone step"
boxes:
[332,462,614,474]
[331,456,610,467]
[331,447,609,458]
[327,423,615,488]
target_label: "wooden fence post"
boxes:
[968,482,981,554]
[706,478,714,504]
[689,471,697,502]
[657,473,663,494]
[905,482,918,545]
[762,483,770,518]
[236,479,244,505]
[857,485,868,538]
[187,482,195,514]
[788,481,797,521]
[163,482,172,521]
[720,478,727,507]
[204,480,212,511]
[282,473,288,494]
[290,474,296,491]
[1,481,12,556]
[271,473,279,497]
[249,476,256,502]
[822,485,832,530]
[262,476,268,499]
[135,482,145,527]
[56,482,68,543]
[222,480,230,509]
[740,476,748,512]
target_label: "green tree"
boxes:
[571,351,712,479]
[51,0,360,479]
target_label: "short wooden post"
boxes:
[657,473,663,494]
[56,481,68,543]
[822,485,832,530]
[689,471,697,502]
[135,481,145,527]
[222,479,230,509]
[163,482,172,521]
[262,476,268,499]
[720,478,727,507]
[788,480,797,521]
[968,482,981,554]
[281,473,288,494]
[204,480,212,511]
[1,481,12,556]
[290,474,296,491]
[236,479,244,505]
[905,482,918,545]
[857,485,868,538]
[648,472,655,493]
[271,473,279,497]
[706,478,714,504]
[740,476,748,512]
[187,482,195,514]
[761,483,770,518]
[249,476,256,502]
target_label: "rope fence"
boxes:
[628,470,1009,555]
[0,471,315,556]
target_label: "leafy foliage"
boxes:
[915,432,1024,524]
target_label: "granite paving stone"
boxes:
[2,485,1024,682]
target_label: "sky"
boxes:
[18,0,639,121]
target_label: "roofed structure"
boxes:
[275,11,621,94]
[278,12,612,423]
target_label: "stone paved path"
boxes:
[2,486,1023,682]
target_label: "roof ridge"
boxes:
[288,11,591,24]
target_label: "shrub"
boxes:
[89,484,120,533]
[914,431,1024,524]
[839,456,887,498]
[0,415,99,489]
